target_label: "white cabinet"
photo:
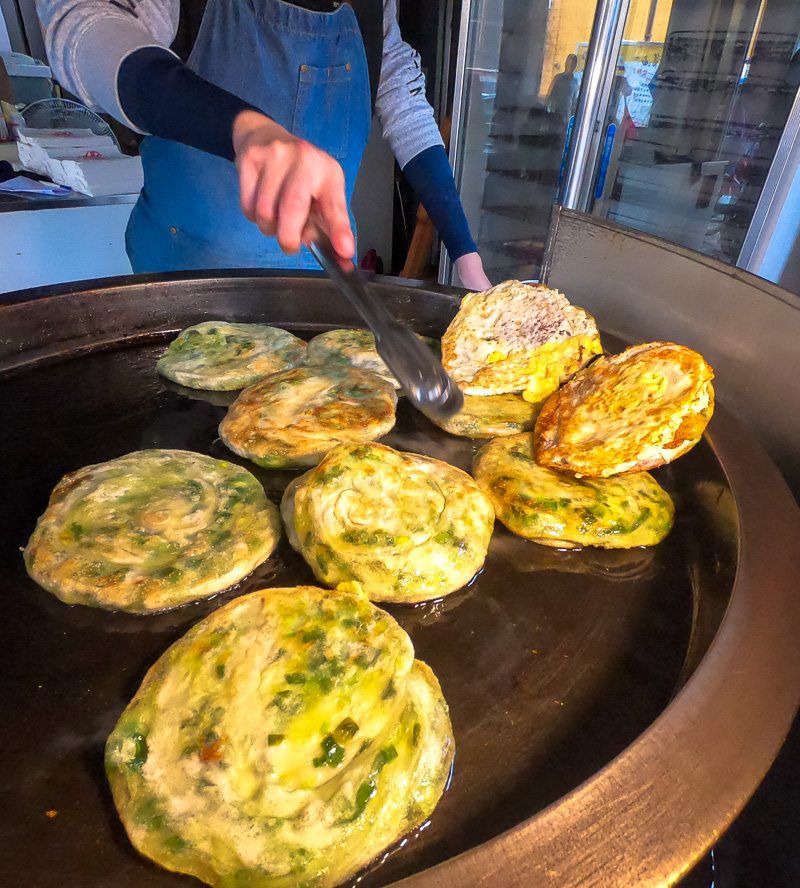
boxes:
[1,196,135,295]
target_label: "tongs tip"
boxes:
[417,377,464,421]
[310,230,464,422]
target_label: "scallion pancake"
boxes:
[219,366,397,469]
[429,390,545,438]
[281,442,495,603]
[440,280,603,398]
[473,434,674,548]
[534,341,715,477]
[304,328,439,390]
[105,585,454,888]
[24,449,281,612]
[157,321,307,391]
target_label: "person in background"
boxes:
[610,62,633,126]
[547,53,579,125]
[37,0,491,290]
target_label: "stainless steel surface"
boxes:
[2,269,800,887]
[542,206,800,494]
[433,0,455,132]
[6,0,48,62]
[310,234,463,419]
[0,192,138,214]
[737,81,800,281]
[559,0,631,212]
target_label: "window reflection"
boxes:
[452,0,800,283]
[454,0,596,282]
[596,0,800,265]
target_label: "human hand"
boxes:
[232,110,355,259]
[453,252,491,291]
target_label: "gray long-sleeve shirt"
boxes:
[36,0,443,168]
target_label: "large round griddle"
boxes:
[1,272,800,888]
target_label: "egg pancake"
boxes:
[534,341,715,478]
[219,366,398,469]
[430,390,545,438]
[23,449,281,613]
[105,585,454,888]
[304,328,439,390]
[157,321,307,391]
[440,280,602,398]
[473,434,674,548]
[281,442,495,603]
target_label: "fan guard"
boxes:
[21,98,120,148]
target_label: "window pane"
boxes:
[593,0,800,265]
[452,0,596,282]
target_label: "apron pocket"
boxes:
[292,63,352,159]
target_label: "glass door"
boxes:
[446,0,800,285]
[592,0,800,266]
[445,0,600,284]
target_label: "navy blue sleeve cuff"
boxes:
[118,47,258,162]
[401,144,478,261]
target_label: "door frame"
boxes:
[737,83,800,285]
[441,0,633,285]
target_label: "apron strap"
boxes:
[171,0,383,113]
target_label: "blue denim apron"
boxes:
[126,0,371,272]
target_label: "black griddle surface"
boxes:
[0,336,732,888]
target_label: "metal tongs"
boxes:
[309,231,463,421]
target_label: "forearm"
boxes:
[401,145,476,261]
[118,47,257,159]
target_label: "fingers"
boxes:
[234,123,354,258]
[237,153,261,225]
[313,176,355,259]
[252,167,281,239]
[237,142,290,241]
[274,163,314,254]
[453,252,491,291]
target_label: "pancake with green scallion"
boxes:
[24,449,281,612]
[219,366,397,470]
[105,584,454,888]
[281,442,495,603]
[157,321,307,391]
[473,434,674,548]
[304,328,439,390]
[429,390,546,438]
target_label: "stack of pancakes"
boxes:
[438,281,714,549]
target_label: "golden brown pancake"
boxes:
[429,390,545,438]
[24,449,281,612]
[440,280,603,399]
[304,327,439,390]
[473,434,675,548]
[534,341,715,477]
[219,366,397,469]
[157,321,306,390]
[281,442,495,603]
